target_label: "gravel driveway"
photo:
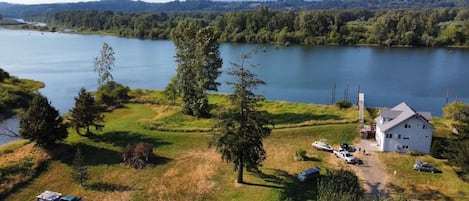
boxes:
[352,139,390,199]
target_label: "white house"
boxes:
[375,102,434,154]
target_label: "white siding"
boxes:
[375,125,385,152]
[381,117,432,154]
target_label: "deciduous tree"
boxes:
[19,95,67,147]
[94,42,115,85]
[170,19,222,118]
[212,51,271,183]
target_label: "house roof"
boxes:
[376,102,433,132]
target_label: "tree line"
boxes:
[27,7,469,47]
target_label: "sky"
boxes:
[1,0,170,5]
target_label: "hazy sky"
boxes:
[1,0,170,5]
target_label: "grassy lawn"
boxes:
[380,153,469,200]
[1,93,467,201]
[1,100,358,201]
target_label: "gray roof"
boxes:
[376,102,433,132]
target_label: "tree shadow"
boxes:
[52,143,122,166]
[365,181,389,200]
[278,169,319,201]
[269,113,343,125]
[86,182,133,192]
[87,131,172,148]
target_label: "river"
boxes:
[1,28,468,140]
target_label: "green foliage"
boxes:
[19,95,67,147]
[171,19,222,118]
[95,81,130,109]
[295,148,307,161]
[335,100,353,109]
[163,77,179,105]
[443,101,467,121]
[34,8,469,47]
[0,68,43,117]
[0,68,10,82]
[71,145,88,186]
[430,139,446,159]
[94,42,115,85]
[444,108,469,181]
[317,169,363,201]
[69,88,104,135]
[212,52,271,183]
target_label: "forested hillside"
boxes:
[0,0,468,18]
[28,7,469,47]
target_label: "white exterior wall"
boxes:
[375,122,385,152]
[381,117,433,154]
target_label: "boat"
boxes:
[312,139,333,152]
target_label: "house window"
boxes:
[386,133,393,138]
[398,134,401,139]
[402,145,409,149]
[423,124,426,129]
[403,136,410,140]
[404,123,411,128]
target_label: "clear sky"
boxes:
[1,0,171,5]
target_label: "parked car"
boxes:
[413,161,441,173]
[37,191,81,201]
[333,150,358,164]
[339,142,356,152]
[297,167,321,182]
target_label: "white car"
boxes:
[333,150,357,164]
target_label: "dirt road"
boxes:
[351,140,389,199]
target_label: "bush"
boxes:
[408,150,422,156]
[121,142,154,169]
[295,149,307,161]
[335,100,353,109]
[95,81,130,109]
[317,169,363,201]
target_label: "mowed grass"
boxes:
[380,153,469,200]
[2,101,359,201]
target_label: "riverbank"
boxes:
[1,90,467,200]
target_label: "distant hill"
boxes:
[0,0,467,18]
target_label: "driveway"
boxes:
[351,139,389,199]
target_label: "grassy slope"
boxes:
[1,93,467,200]
[2,101,358,201]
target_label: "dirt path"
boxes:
[351,140,389,199]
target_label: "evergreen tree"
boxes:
[94,42,115,86]
[170,19,222,118]
[444,106,469,181]
[19,95,67,147]
[72,145,89,186]
[69,88,104,135]
[212,52,271,183]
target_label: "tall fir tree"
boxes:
[94,42,115,86]
[72,145,89,186]
[444,105,469,181]
[19,95,67,147]
[69,88,104,135]
[170,19,222,118]
[212,52,271,183]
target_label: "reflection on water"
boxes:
[0,117,20,146]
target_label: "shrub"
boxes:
[335,100,353,109]
[121,142,154,169]
[95,81,130,109]
[317,169,363,201]
[295,149,307,161]
[408,150,422,156]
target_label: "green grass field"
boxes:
[1,93,467,200]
